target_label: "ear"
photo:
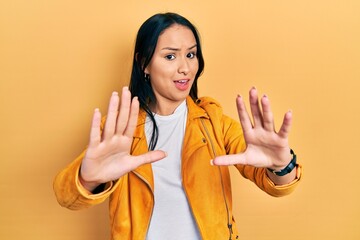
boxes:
[136,52,150,74]
[144,67,149,74]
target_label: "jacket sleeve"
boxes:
[53,149,122,210]
[53,116,122,210]
[221,114,302,197]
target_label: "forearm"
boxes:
[235,163,303,197]
[53,151,113,210]
[266,166,297,186]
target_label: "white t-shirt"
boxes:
[145,100,201,240]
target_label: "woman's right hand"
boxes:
[79,87,167,192]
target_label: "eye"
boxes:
[187,52,196,59]
[165,54,175,60]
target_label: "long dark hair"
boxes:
[129,12,205,150]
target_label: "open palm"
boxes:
[212,87,292,170]
[80,87,166,191]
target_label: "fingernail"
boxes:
[250,87,257,94]
[123,86,128,91]
[112,91,118,96]
[263,94,267,98]
[210,159,214,165]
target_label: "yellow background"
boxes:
[1,0,359,239]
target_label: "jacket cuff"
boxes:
[53,151,120,210]
[264,164,303,197]
[75,167,115,199]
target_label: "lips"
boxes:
[174,80,188,84]
[174,79,190,91]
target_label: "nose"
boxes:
[178,57,190,75]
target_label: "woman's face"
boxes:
[145,24,199,115]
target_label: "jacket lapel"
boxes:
[182,97,209,166]
[131,110,154,191]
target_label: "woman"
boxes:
[54,12,302,240]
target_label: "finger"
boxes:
[103,92,119,140]
[249,87,263,128]
[236,95,253,133]
[123,96,139,137]
[278,110,292,138]
[116,87,131,135]
[130,150,167,169]
[89,108,101,147]
[211,153,247,166]
[261,95,275,132]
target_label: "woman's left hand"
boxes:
[212,87,293,171]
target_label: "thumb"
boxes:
[133,150,167,167]
[211,153,247,166]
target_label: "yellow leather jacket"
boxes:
[54,96,302,240]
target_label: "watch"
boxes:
[267,149,297,176]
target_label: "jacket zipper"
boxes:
[200,118,233,240]
[133,171,154,239]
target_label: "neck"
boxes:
[149,99,186,116]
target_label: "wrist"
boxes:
[267,149,297,176]
[78,173,102,192]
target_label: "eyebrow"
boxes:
[161,44,197,51]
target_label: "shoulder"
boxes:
[196,96,240,131]
[196,96,223,115]
[195,97,244,151]
[187,96,238,127]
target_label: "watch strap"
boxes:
[268,149,297,176]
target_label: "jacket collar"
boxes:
[133,96,208,139]
[186,96,209,120]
